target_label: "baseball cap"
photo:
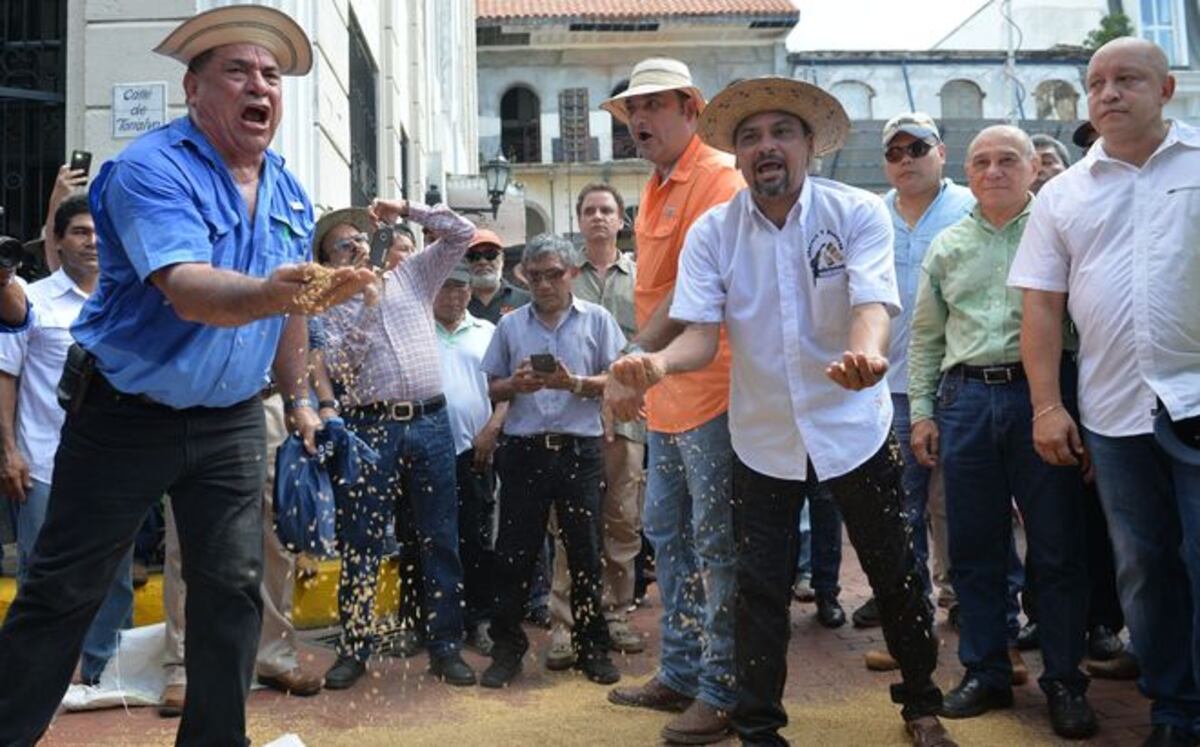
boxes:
[882,112,941,146]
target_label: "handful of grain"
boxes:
[292,263,339,314]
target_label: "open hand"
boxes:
[826,351,888,390]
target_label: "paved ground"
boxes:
[36,539,1151,746]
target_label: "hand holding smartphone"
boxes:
[369,225,393,270]
[530,353,558,374]
[69,150,93,180]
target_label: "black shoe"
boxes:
[1045,682,1098,739]
[940,675,1013,719]
[387,628,426,658]
[816,595,846,629]
[1087,625,1125,661]
[480,653,522,689]
[852,597,881,628]
[576,653,620,685]
[1016,621,1040,651]
[324,655,366,690]
[1142,725,1200,747]
[429,652,477,686]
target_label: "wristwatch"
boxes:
[318,398,340,413]
[284,396,316,411]
[572,376,585,395]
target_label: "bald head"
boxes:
[1085,37,1174,155]
[1089,37,1170,83]
[964,125,1038,224]
[967,125,1034,161]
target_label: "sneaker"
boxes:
[546,627,577,671]
[608,620,645,654]
[852,597,881,628]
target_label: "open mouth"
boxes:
[636,130,654,143]
[241,104,270,126]
[755,160,785,178]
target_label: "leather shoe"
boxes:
[1142,725,1200,747]
[852,596,881,628]
[576,653,620,685]
[1045,682,1098,739]
[1088,625,1125,661]
[816,595,846,628]
[864,649,899,671]
[940,675,1013,719]
[1087,650,1140,680]
[481,653,523,689]
[158,683,185,718]
[608,677,694,713]
[906,715,958,747]
[429,652,476,686]
[661,700,731,745]
[257,667,323,696]
[324,655,366,690]
[1016,621,1040,651]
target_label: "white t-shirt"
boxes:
[671,178,900,481]
[1009,120,1200,437]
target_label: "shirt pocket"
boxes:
[268,207,314,264]
[809,270,851,335]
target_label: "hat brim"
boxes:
[1154,410,1200,467]
[313,208,372,260]
[884,124,940,146]
[600,85,706,125]
[697,77,850,157]
[154,5,313,76]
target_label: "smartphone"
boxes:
[369,225,393,269]
[530,353,557,374]
[69,150,93,178]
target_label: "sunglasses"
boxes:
[331,233,368,252]
[525,268,567,285]
[466,248,500,261]
[884,139,935,164]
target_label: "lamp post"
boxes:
[482,154,512,219]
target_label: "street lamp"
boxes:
[482,154,511,219]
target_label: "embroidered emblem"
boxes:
[806,228,847,284]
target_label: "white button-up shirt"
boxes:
[671,178,900,481]
[436,312,495,455]
[0,270,90,484]
[1009,120,1200,437]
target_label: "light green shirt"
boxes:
[574,248,645,444]
[908,200,1032,423]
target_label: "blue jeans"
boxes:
[335,408,464,660]
[1085,428,1200,733]
[892,393,931,595]
[643,413,737,710]
[15,478,134,683]
[939,370,1089,693]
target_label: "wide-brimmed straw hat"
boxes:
[154,4,313,76]
[313,207,372,259]
[697,77,850,156]
[600,58,705,125]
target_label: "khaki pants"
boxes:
[163,394,298,684]
[926,464,955,604]
[549,435,644,629]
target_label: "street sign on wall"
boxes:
[112,82,167,139]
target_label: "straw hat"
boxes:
[154,4,313,76]
[313,207,371,259]
[600,58,705,125]
[697,77,850,157]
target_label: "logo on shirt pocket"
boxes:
[807,228,847,284]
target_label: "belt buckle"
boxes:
[388,401,415,421]
[982,367,1011,385]
[544,434,564,451]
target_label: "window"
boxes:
[348,10,378,207]
[1140,0,1186,66]
[501,86,541,163]
[555,87,596,162]
[609,80,638,160]
[830,80,874,120]
[940,79,984,119]
[1034,80,1079,120]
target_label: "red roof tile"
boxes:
[478,0,799,22]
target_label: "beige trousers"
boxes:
[162,394,298,685]
[925,464,955,604]
[549,436,645,629]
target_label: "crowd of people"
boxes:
[0,5,1196,747]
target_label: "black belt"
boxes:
[91,371,171,408]
[506,433,592,452]
[958,362,1025,385]
[346,394,446,422]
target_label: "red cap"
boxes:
[469,228,503,249]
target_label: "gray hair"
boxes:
[521,233,577,268]
[966,125,1035,160]
[1030,133,1070,167]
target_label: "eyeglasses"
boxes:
[466,248,500,261]
[884,139,935,164]
[525,268,567,285]
[331,233,368,252]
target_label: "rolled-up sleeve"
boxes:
[847,196,901,316]
[669,211,725,324]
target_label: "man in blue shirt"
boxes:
[0,7,373,745]
[480,234,626,689]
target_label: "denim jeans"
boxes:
[733,439,941,744]
[334,407,464,661]
[0,380,266,747]
[892,393,932,596]
[15,478,134,682]
[938,369,1089,693]
[793,484,843,597]
[643,413,737,711]
[1084,428,1200,733]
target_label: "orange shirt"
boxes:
[634,135,743,434]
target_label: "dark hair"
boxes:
[1030,133,1070,167]
[575,183,625,218]
[393,221,416,244]
[53,194,91,239]
[187,49,217,75]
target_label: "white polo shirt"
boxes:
[671,178,900,481]
[1008,120,1200,437]
[0,270,90,484]
[435,312,495,455]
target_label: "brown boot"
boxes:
[257,667,323,696]
[906,715,958,747]
[607,677,693,713]
[864,649,899,671]
[661,700,732,745]
[1009,648,1029,686]
[158,683,185,718]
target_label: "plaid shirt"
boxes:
[323,203,475,405]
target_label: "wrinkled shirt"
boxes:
[436,312,495,455]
